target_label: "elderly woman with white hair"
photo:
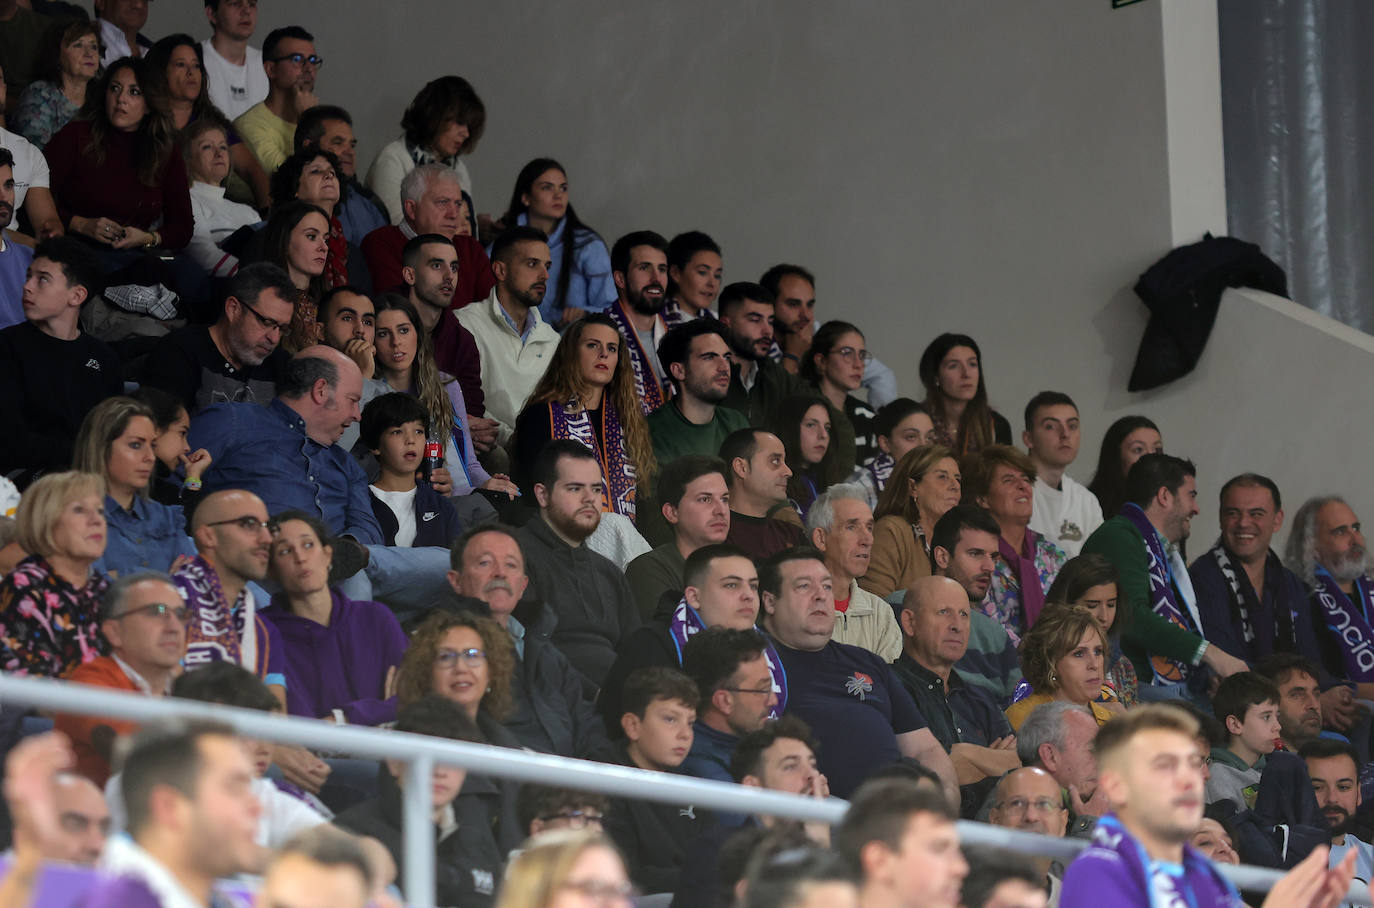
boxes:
[0,471,110,677]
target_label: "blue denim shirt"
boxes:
[94,495,197,578]
[188,398,383,544]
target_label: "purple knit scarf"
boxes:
[548,398,637,518]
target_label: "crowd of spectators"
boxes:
[1,2,1373,907]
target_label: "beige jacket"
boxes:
[832,578,903,662]
[455,289,560,445]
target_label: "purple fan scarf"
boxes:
[667,597,786,718]
[548,398,637,518]
[1120,504,1196,685]
[1311,564,1374,682]
[607,300,666,414]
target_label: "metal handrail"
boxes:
[0,674,1364,907]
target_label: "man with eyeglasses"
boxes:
[598,543,768,733]
[55,572,188,785]
[172,490,286,696]
[679,627,778,791]
[988,767,1069,901]
[142,262,296,414]
[234,25,321,173]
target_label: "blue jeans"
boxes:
[337,545,452,622]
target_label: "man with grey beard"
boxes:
[1285,495,1374,706]
[440,523,612,759]
[142,263,297,413]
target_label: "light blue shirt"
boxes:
[0,234,32,330]
[1330,834,1374,907]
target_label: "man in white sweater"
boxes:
[1024,391,1102,557]
[455,225,560,448]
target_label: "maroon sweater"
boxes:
[358,225,493,416]
[358,225,496,309]
[44,119,193,249]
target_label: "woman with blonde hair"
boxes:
[0,471,109,677]
[394,610,523,850]
[73,396,197,579]
[513,314,655,519]
[1045,553,1138,707]
[1004,603,1119,731]
[861,444,961,598]
[498,829,634,908]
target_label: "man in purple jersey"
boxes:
[1061,704,1355,908]
[84,720,261,908]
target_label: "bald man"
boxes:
[988,767,1069,837]
[187,347,454,615]
[172,489,286,695]
[893,577,1019,800]
[988,766,1069,898]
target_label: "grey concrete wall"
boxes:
[154,1,1205,494]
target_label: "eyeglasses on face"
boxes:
[720,684,775,696]
[435,647,486,669]
[269,53,323,68]
[202,515,267,532]
[115,602,190,622]
[831,346,873,364]
[235,298,288,334]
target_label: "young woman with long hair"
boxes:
[44,56,208,310]
[499,157,617,328]
[513,314,656,519]
[917,333,1011,456]
[261,200,330,352]
[1086,415,1163,518]
[769,394,838,520]
[368,295,514,499]
[72,396,197,578]
[143,32,269,207]
[801,319,874,469]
